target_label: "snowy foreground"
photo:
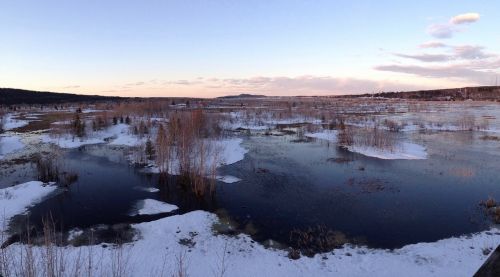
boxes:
[1,181,499,277]
[0,181,57,232]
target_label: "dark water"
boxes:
[9,131,500,249]
[215,132,500,248]
[8,145,217,240]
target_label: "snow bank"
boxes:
[347,142,428,160]
[130,199,178,216]
[0,134,25,159]
[3,207,499,276]
[0,181,57,232]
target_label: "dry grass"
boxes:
[289,225,348,257]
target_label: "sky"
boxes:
[0,0,499,97]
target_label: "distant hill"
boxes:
[217,93,266,99]
[0,88,122,105]
[349,86,500,101]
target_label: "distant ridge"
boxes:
[217,93,266,99]
[347,86,500,101]
[0,88,122,105]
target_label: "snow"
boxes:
[130,199,178,216]
[0,134,25,159]
[305,130,338,142]
[222,111,322,131]
[216,175,242,183]
[3,209,499,276]
[135,187,160,193]
[347,142,428,160]
[216,138,248,165]
[2,114,29,130]
[0,181,57,232]
[67,228,84,241]
[81,109,103,114]
[41,124,144,148]
[147,138,248,175]
[41,135,105,148]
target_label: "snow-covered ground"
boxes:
[130,199,178,216]
[41,123,145,148]
[0,181,57,232]
[347,142,428,160]
[2,114,30,131]
[2,207,498,276]
[0,134,25,159]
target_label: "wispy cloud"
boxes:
[393,44,494,63]
[453,45,492,60]
[375,64,494,83]
[62,85,80,89]
[450,13,480,25]
[394,53,450,62]
[427,12,480,39]
[377,47,500,84]
[112,76,426,95]
[427,24,454,39]
[419,41,447,49]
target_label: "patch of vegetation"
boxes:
[289,225,349,257]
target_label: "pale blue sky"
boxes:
[0,0,498,97]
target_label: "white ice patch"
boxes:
[347,142,428,160]
[305,130,338,142]
[135,187,160,193]
[0,181,57,232]
[216,138,248,166]
[130,199,178,216]
[0,134,25,159]
[216,175,242,183]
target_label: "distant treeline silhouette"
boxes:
[344,86,500,101]
[0,88,122,105]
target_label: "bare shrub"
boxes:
[174,250,189,277]
[383,119,402,132]
[337,120,353,146]
[71,111,86,138]
[35,154,60,183]
[212,242,229,277]
[0,111,5,134]
[351,123,397,151]
[457,113,475,131]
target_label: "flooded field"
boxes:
[1,98,500,276]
